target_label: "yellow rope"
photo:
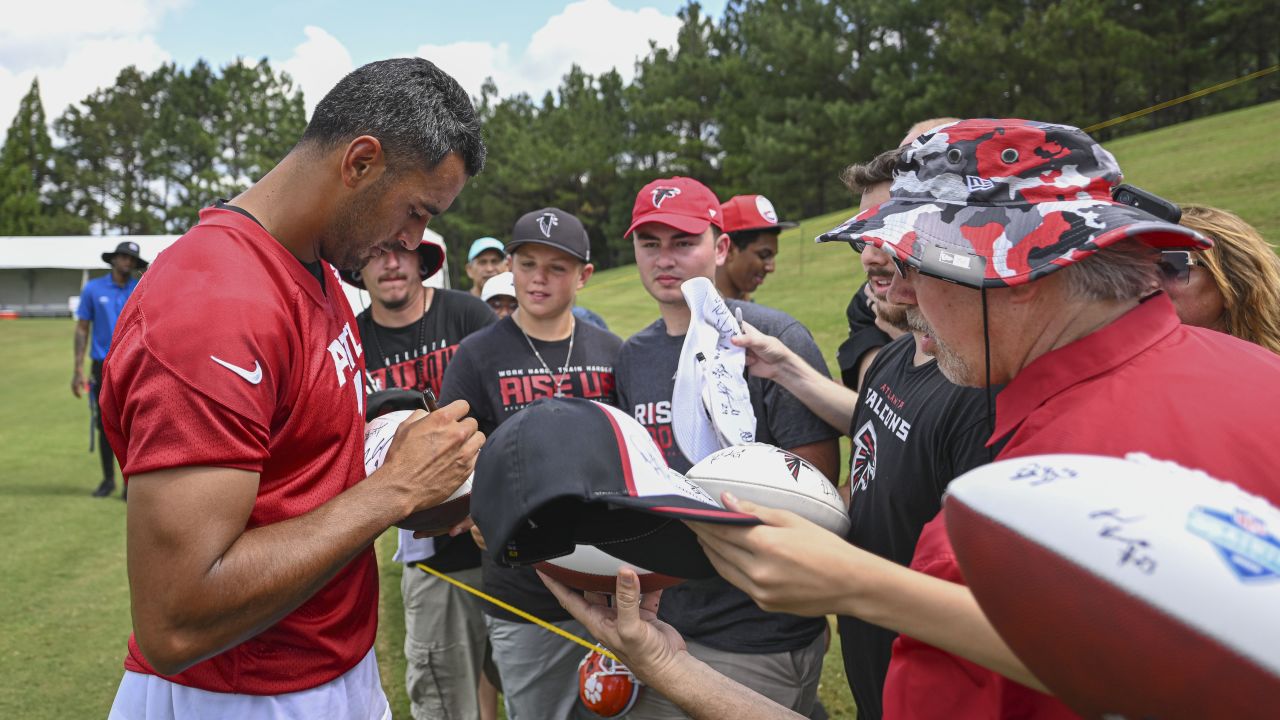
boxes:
[1083,65,1278,133]
[413,561,619,662]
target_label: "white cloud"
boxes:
[416,0,682,100]
[281,26,354,118]
[0,0,183,138]
[0,0,184,69]
[0,35,171,140]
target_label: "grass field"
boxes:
[1,101,1276,718]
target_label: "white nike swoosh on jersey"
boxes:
[210,356,263,384]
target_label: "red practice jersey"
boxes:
[101,207,375,695]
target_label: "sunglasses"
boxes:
[849,238,912,277]
[1157,251,1198,285]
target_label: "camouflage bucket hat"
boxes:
[817,119,1211,288]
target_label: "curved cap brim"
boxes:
[819,198,1211,288]
[626,212,715,238]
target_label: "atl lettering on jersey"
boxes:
[326,321,365,417]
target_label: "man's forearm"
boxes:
[644,652,802,720]
[131,467,413,674]
[772,359,859,433]
[73,325,88,371]
[838,549,1046,691]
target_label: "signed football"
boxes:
[945,453,1280,719]
[363,410,472,533]
[685,443,849,536]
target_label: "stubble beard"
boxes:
[906,307,981,386]
[878,301,910,332]
[321,179,391,273]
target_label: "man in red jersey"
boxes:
[100,58,487,719]
[540,119,1280,720]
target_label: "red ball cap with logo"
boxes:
[626,177,722,237]
[719,195,799,234]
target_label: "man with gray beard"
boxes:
[729,147,997,719]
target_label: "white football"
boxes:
[685,443,849,536]
[945,453,1280,719]
[364,410,473,533]
[537,544,683,594]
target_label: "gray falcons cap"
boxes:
[507,207,591,263]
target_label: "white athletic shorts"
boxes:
[106,647,389,720]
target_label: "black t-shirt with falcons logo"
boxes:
[440,315,623,623]
[840,333,998,720]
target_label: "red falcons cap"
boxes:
[719,194,799,233]
[626,177,722,237]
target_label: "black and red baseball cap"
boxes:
[720,195,798,234]
[470,397,758,579]
[625,177,722,237]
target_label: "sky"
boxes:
[0,0,727,138]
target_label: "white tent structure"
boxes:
[0,230,449,318]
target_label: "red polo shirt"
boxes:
[881,293,1280,719]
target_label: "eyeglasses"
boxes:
[1157,251,1198,285]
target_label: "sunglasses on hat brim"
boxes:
[1157,250,1198,285]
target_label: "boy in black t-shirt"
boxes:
[441,208,622,720]
[344,239,497,720]
[615,177,841,719]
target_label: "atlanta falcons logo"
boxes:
[651,186,681,207]
[784,454,803,481]
[850,420,877,494]
[777,448,814,482]
[537,212,559,238]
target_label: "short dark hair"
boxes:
[840,147,901,194]
[301,58,486,176]
[727,229,771,250]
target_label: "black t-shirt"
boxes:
[614,300,840,654]
[357,288,496,571]
[357,288,497,398]
[838,334,997,720]
[836,281,891,389]
[440,315,623,622]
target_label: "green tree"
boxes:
[0,78,86,234]
[214,59,307,194]
[149,61,222,232]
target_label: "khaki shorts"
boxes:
[402,565,489,720]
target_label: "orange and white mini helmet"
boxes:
[578,646,642,717]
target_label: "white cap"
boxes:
[671,277,757,462]
[481,271,516,302]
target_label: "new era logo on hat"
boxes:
[508,207,591,262]
[627,177,722,237]
[470,398,757,580]
[719,195,799,234]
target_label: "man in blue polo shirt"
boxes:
[73,240,147,498]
